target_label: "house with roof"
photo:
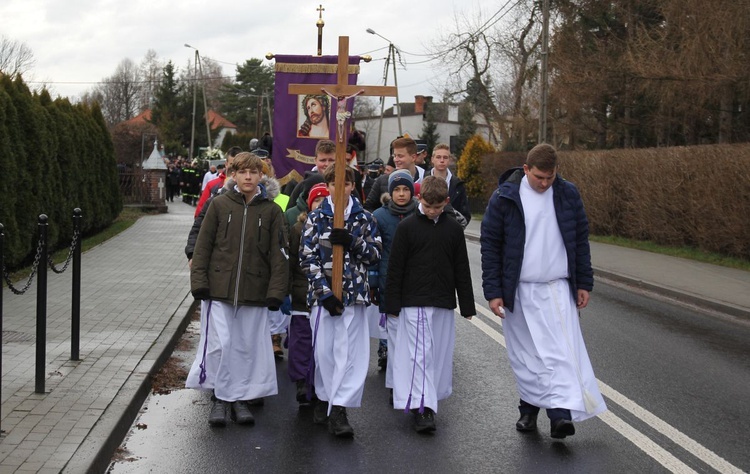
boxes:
[120,109,237,150]
[353,95,492,163]
[206,110,237,149]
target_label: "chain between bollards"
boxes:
[1,210,83,394]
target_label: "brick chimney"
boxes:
[415,95,426,114]
[414,95,434,115]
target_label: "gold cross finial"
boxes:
[316,4,325,55]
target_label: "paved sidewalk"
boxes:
[1,200,195,473]
[464,218,750,320]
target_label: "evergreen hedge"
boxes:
[0,76,121,270]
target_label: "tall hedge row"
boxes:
[0,76,122,270]
[479,143,750,260]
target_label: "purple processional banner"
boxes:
[271,54,360,185]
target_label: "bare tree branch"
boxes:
[0,35,35,79]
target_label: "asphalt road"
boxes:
[108,240,750,474]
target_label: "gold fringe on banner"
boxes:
[275,63,360,74]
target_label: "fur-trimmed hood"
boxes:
[261,175,281,200]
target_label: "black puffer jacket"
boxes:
[384,210,475,317]
[479,167,593,312]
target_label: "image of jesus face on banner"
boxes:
[297,94,331,139]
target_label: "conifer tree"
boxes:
[455,103,478,159]
[0,83,22,266]
[419,107,440,166]
[457,134,494,201]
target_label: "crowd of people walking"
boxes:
[182,136,606,440]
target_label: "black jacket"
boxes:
[448,175,471,223]
[384,210,475,317]
[364,174,389,212]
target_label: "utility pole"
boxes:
[538,0,550,144]
[390,43,403,136]
[264,92,273,136]
[197,53,212,149]
[188,49,198,161]
[367,28,403,158]
[255,94,263,139]
[376,46,391,161]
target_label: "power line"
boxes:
[396,0,521,58]
[357,46,389,56]
[25,75,237,87]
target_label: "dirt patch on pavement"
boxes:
[150,306,200,395]
[150,357,188,395]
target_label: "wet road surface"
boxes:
[109,241,750,473]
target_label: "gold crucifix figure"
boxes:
[288,36,397,299]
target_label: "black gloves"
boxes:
[321,295,344,316]
[369,288,380,305]
[266,297,282,311]
[192,288,210,301]
[329,228,353,248]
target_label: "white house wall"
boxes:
[358,114,491,163]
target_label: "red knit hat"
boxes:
[307,183,330,210]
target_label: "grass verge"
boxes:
[588,235,750,272]
[4,207,153,285]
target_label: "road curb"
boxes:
[63,292,198,474]
[593,268,750,321]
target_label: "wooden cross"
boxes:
[289,36,397,299]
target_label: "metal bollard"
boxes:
[35,214,48,394]
[71,208,81,361]
[1,222,4,432]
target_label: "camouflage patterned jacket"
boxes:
[301,196,382,307]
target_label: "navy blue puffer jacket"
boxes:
[480,168,593,312]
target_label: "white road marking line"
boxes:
[597,381,744,474]
[468,304,743,474]
[597,410,698,473]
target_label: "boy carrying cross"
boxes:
[300,164,382,438]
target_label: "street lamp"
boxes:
[185,44,213,161]
[366,28,403,158]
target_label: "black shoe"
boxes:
[377,353,387,370]
[296,380,310,405]
[389,389,393,405]
[208,399,228,427]
[328,405,354,437]
[272,334,284,358]
[413,408,436,433]
[516,413,538,432]
[313,400,329,425]
[550,418,575,439]
[247,397,265,406]
[231,401,255,425]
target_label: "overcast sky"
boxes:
[1,0,493,107]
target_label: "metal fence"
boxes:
[118,170,151,204]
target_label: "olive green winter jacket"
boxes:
[191,185,289,307]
